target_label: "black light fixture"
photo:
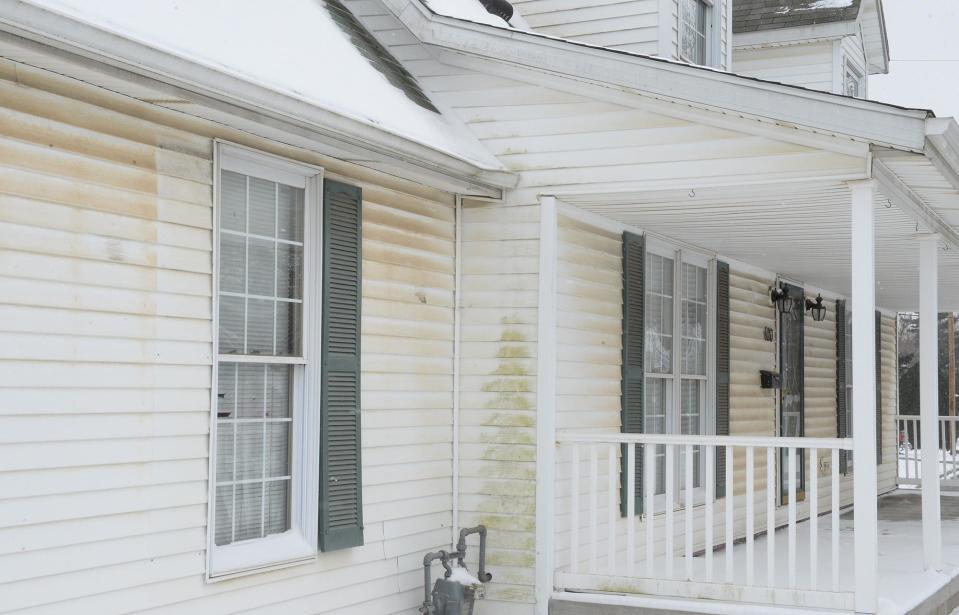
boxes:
[770,285,796,315]
[805,293,827,322]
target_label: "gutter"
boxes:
[0,0,517,194]
[389,0,931,152]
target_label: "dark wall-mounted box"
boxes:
[760,370,781,389]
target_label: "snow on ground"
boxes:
[898,445,959,482]
[20,0,503,169]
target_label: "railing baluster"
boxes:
[746,446,754,586]
[570,444,580,574]
[767,446,776,588]
[809,447,818,590]
[788,447,797,589]
[627,443,636,576]
[831,448,840,592]
[685,444,694,580]
[665,444,675,579]
[608,444,616,575]
[589,444,598,573]
[705,445,714,583]
[725,445,734,584]
[645,444,655,578]
[941,426,947,480]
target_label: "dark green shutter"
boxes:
[319,179,364,551]
[836,300,848,474]
[876,311,883,464]
[621,232,645,516]
[715,261,730,498]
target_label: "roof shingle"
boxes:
[733,0,861,34]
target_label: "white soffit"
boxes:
[565,181,959,312]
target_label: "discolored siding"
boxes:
[0,59,457,615]
[458,200,540,612]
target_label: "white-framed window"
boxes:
[844,61,865,98]
[679,0,711,66]
[644,238,713,503]
[208,143,323,579]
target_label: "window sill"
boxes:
[207,530,316,582]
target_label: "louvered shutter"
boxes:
[319,179,364,551]
[715,261,730,498]
[621,232,645,516]
[836,300,848,474]
[876,311,883,464]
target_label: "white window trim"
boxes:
[206,142,324,581]
[644,237,715,508]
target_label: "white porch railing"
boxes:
[556,432,855,611]
[896,414,959,487]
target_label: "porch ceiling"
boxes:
[563,180,959,312]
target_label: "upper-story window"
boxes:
[844,62,864,98]
[680,0,710,65]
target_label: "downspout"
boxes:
[452,194,463,545]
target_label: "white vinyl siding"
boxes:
[0,60,457,615]
[733,40,836,93]
[510,0,661,54]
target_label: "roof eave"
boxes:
[391,0,930,152]
[0,0,517,194]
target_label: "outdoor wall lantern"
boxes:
[770,285,795,315]
[805,294,827,322]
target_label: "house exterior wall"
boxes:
[504,0,728,67]
[459,200,541,614]
[0,59,458,615]
[732,40,837,93]
[549,222,901,579]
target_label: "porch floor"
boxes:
[555,491,959,615]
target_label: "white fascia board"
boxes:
[393,0,929,152]
[925,118,959,196]
[873,152,959,251]
[732,21,856,50]
[0,1,517,194]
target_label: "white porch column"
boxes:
[918,233,943,571]
[849,180,878,614]
[534,195,558,614]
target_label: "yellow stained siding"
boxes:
[0,60,456,615]
[459,200,540,612]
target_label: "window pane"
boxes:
[680,379,703,488]
[214,485,234,546]
[276,244,303,300]
[217,363,236,419]
[219,234,246,293]
[645,378,668,495]
[235,482,264,542]
[237,364,265,418]
[267,422,291,477]
[218,296,245,355]
[216,422,234,482]
[682,263,707,376]
[221,171,246,232]
[267,365,292,418]
[264,480,291,535]
[249,177,277,238]
[645,253,674,373]
[236,422,265,481]
[278,184,304,242]
[247,298,276,355]
[248,238,276,296]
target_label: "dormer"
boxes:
[507,0,732,70]
[731,0,890,98]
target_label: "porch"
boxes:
[552,434,959,615]
[534,157,959,614]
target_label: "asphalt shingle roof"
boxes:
[733,0,862,34]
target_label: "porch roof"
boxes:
[561,170,959,313]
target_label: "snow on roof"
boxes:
[21,0,503,169]
[734,0,861,33]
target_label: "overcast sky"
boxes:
[869,0,959,118]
